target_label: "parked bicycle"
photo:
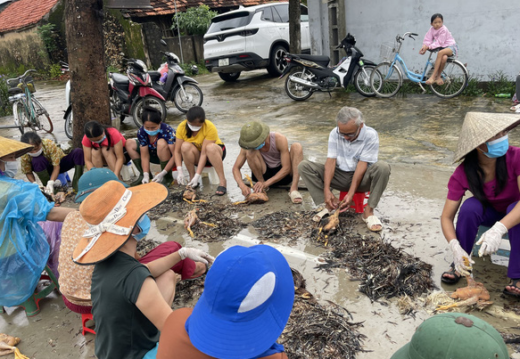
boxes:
[370,32,468,98]
[7,69,53,134]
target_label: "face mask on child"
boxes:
[93,135,106,144]
[187,123,202,132]
[133,214,151,241]
[483,135,509,158]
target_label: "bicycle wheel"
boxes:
[353,65,376,97]
[430,60,468,99]
[370,62,402,98]
[12,101,26,135]
[31,97,53,133]
[285,68,314,101]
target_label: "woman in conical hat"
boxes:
[440,112,520,297]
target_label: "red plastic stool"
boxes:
[62,295,96,335]
[339,191,370,213]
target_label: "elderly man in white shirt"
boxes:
[298,107,390,232]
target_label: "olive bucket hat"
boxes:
[239,121,270,149]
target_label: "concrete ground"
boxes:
[1,69,520,358]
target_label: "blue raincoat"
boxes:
[0,176,54,306]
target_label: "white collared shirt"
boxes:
[327,125,379,172]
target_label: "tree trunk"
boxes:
[65,0,110,148]
[289,0,301,54]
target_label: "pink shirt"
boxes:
[447,147,520,212]
[81,127,126,149]
[423,25,456,49]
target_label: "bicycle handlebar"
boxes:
[6,69,37,84]
[396,32,419,42]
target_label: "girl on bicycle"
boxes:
[82,121,127,179]
[125,106,176,187]
[419,13,458,86]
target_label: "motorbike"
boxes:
[280,33,377,101]
[109,58,167,128]
[146,39,203,120]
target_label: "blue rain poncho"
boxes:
[0,176,54,306]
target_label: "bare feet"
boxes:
[425,77,436,85]
[435,78,444,86]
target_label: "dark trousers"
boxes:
[456,197,520,278]
[31,148,84,174]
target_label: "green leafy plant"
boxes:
[171,5,217,36]
[486,71,515,97]
[0,76,12,117]
[48,63,62,79]
[179,62,209,76]
[37,23,58,53]
[463,76,484,96]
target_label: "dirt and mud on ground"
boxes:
[1,70,520,358]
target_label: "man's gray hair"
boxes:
[336,107,364,126]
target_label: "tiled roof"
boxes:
[124,0,274,18]
[0,0,59,33]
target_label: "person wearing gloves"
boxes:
[72,180,214,359]
[20,132,84,193]
[174,106,227,195]
[441,112,520,298]
[157,244,294,359]
[125,106,176,187]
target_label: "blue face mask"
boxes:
[133,215,151,241]
[484,135,509,158]
[254,142,265,150]
[93,135,106,144]
[144,128,160,136]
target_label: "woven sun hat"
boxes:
[238,121,270,149]
[75,168,128,203]
[391,313,508,359]
[72,180,167,265]
[0,136,33,159]
[453,112,520,162]
[185,244,294,359]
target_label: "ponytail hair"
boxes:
[84,120,112,151]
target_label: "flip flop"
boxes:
[510,104,520,111]
[215,186,227,196]
[361,215,383,232]
[441,262,462,285]
[312,207,330,222]
[503,278,520,298]
[288,190,303,204]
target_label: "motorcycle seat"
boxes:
[148,71,161,82]
[296,54,330,67]
[112,73,129,85]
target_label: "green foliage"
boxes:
[171,5,217,36]
[107,65,120,74]
[36,23,57,53]
[0,75,12,116]
[486,71,515,97]
[464,76,484,96]
[48,63,62,79]
[179,62,209,76]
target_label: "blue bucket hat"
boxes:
[186,245,294,359]
[74,168,128,203]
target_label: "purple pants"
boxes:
[31,148,84,174]
[456,197,520,278]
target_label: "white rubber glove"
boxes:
[449,239,474,276]
[176,167,186,185]
[476,221,508,257]
[152,170,167,183]
[142,172,150,184]
[178,247,215,265]
[188,173,201,188]
[45,180,55,195]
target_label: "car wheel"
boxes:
[218,72,241,82]
[267,45,288,77]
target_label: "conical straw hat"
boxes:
[0,136,33,159]
[453,112,520,163]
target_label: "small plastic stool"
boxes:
[339,191,370,213]
[0,265,60,317]
[57,172,71,186]
[62,295,96,335]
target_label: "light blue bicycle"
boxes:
[370,32,468,98]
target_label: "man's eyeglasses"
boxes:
[337,127,359,138]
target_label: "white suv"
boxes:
[204,3,310,82]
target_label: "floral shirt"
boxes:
[20,139,65,174]
[137,122,176,155]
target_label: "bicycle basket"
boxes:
[24,76,36,93]
[379,42,396,62]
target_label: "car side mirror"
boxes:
[160,39,167,46]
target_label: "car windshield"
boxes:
[207,11,251,34]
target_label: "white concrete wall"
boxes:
[309,0,520,79]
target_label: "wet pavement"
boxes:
[1,70,520,358]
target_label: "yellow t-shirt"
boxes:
[176,119,223,151]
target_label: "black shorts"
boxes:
[195,143,226,167]
[252,164,293,186]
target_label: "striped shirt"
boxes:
[327,125,379,172]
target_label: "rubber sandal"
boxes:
[215,186,227,196]
[510,104,520,111]
[288,190,303,204]
[312,207,330,222]
[361,215,383,232]
[503,278,520,298]
[441,262,462,285]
